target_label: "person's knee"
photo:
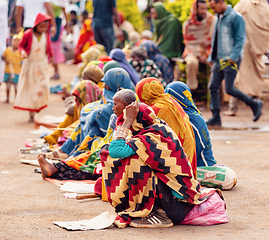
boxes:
[225,85,235,96]
[209,81,219,92]
[185,55,199,67]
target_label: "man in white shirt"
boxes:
[15,0,56,35]
[0,0,8,84]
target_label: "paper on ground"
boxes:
[63,192,78,199]
[30,125,54,135]
[35,115,66,124]
[60,182,95,194]
[53,211,116,230]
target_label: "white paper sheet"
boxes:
[60,182,95,194]
[53,211,116,230]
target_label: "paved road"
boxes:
[1,64,268,239]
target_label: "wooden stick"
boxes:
[76,194,100,200]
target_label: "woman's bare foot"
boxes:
[45,149,69,159]
[38,154,58,179]
[4,99,9,103]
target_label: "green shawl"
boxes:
[152,2,183,58]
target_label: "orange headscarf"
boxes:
[135,77,197,177]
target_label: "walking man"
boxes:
[206,0,263,126]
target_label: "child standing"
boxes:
[2,34,23,103]
[14,13,54,122]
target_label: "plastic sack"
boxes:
[181,192,228,226]
[197,165,237,190]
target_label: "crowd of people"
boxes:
[1,0,269,229]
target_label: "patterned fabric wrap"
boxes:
[165,81,216,167]
[63,114,117,174]
[140,40,174,84]
[182,0,216,58]
[61,68,132,157]
[52,160,100,180]
[135,77,197,176]
[129,59,165,86]
[101,104,212,219]
[72,80,103,113]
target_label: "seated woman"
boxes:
[38,114,116,180]
[38,89,136,180]
[109,48,140,86]
[103,60,122,74]
[44,65,104,145]
[129,47,165,86]
[46,68,133,159]
[114,29,129,49]
[101,97,221,228]
[140,40,174,84]
[81,63,105,89]
[135,77,197,177]
[165,81,237,190]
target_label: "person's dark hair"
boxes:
[70,10,77,17]
[33,20,49,33]
[82,10,88,19]
[115,89,137,105]
[208,0,223,3]
[196,0,207,9]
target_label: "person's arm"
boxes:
[44,2,56,37]
[62,7,68,28]
[109,101,139,158]
[229,13,246,63]
[15,6,23,33]
[109,138,136,158]
[112,7,120,27]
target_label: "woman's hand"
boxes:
[122,101,139,129]
[21,50,27,59]
[125,101,139,120]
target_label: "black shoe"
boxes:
[129,209,173,228]
[251,100,263,122]
[206,115,221,126]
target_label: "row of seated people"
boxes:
[38,64,236,228]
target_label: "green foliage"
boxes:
[164,0,240,25]
[116,0,144,32]
[164,0,193,24]
[225,0,240,7]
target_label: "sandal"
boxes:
[223,111,236,117]
[45,149,69,160]
[50,74,60,80]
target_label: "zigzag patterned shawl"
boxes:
[101,104,209,219]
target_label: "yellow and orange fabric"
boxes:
[135,77,197,177]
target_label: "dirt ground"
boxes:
[0,63,269,240]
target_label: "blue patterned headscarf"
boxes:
[140,40,174,84]
[61,68,133,157]
[165,82,216,167]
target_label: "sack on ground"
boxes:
[181,192,228,226]
[197,165,237,190]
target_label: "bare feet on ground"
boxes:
[38,153,58,179]
[45,149,69,159]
